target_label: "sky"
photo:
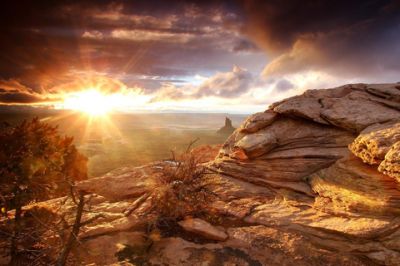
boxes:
[0,0,399,113]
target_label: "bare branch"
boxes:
[124,193,151,217]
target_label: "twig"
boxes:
[124,193,150,217]
[185,138,199,153]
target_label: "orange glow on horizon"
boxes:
[60,89,125,116]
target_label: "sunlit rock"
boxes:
[310,154,400,215]
[240,111,277,133]
[272,96,329,124]
[178,218,228,241]
[379,141,400,182]
[349,121,400,165]
[320,93,400,132]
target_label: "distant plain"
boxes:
[0,109,247,177]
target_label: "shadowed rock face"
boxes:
[7,84,400,265]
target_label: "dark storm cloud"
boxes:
[241,0,400,77]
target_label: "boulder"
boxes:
[240,111,277,133]
[178,218,228,241]
[234,129,278,158]
[272,96,329,124]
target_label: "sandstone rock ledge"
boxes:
[12,83,400,265]
[208,83,400,265]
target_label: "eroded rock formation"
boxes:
[207,83,400,264]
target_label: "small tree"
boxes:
[0,118,87,264]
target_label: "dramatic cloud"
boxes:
[152,66,256,101]
[242,0,400,78]
[0,1,263,93]
[0,80,56,104]
[193,65,254,98]
[0,0,399,111]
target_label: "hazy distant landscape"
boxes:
[0,109,247,176]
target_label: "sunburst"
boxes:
[62,89,114,116]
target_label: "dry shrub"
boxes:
[148,142,215,225]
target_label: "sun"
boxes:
[62,89,113,116]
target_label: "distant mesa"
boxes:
[217,117,235,134]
